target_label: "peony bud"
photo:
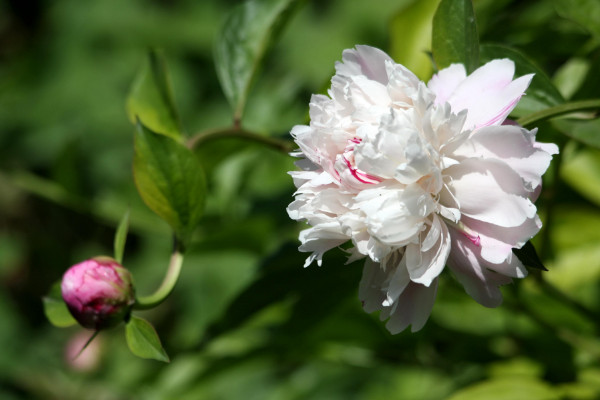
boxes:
[61,257,135,330]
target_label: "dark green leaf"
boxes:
[554,0,600,40]
[573,53,600,101]
[513,241,547,271]
[125,315,169,362]
[114,209,130,264]
[42,282,77,328]
[133,121,206,245]
[432,0,479,73]
[389,0,440,80]
[203,243,362,343]
[553,119,600,149]
[214,0,299,122]
[127,50,183,141]
[480,44,565,113]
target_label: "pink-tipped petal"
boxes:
[444,59,533,129]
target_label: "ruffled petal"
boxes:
[358,257,438,333]
[335,45,393,84]
[405,214,451,286]
[298,225,348,267]
[382,279,438,333]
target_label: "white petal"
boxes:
[444,158,537,227]
[384,279,439,333]
[461,214,541,265]
[444,59,533,129]
[298,225,348,267]
[359,258,438,333]
[446,227,512,307]
[335,45,393,84]
[428,63,467,105]
[405,215,451,286]
[454,125,558,191]
[359,258,389,313]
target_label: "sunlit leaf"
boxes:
[432,0,479,73]
[553,119,600,149]
[125,315,169,362]
[42,282,77,328]
[114,209,130,264]
[389,0,440,80]
[127,50,183,141]
[446,377,559,400]
[133,121,206,246]
[214,0,299,122]
[561,145,600,206]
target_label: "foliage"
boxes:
[1,0,600,399]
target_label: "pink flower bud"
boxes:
[61,257,135,330]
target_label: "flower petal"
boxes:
[454,125,558,191]
[461,214,541,266]
[428,63,467,105]
[444,158,537,227]
[446,227,512,307]
[382,279,438,333]
[443,59,533,129]
[405,215,451,286]
[335,45,393,84]
[359,258,438,333]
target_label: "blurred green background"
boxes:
[1,0,600,398]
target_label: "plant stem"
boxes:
[516,99,600,127]
[134,246,184,310]
[187,126,294,154]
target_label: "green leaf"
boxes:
[573,53,600,101]
[553,118,600,149]
[554,0,600,40]
[214,0,299,122]
[516,99,600,128]
[114,209,130,264]
[561,146,600,207]
[125,315,169,362]
[432,0,479,73]
[42,282,77,328]
[389,0,441,81]
[127,50,183,141]
[446,377,559,400]
[133,121,207,246]
[513,241,547,271]
[480,44,565,113]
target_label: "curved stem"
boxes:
[187,126,294,154]
[134,247,184,310]
[516,99,600,127]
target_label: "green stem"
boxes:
[134,247,184,310]
[516,99,600,127]
[187,126,294,154]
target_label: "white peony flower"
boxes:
[287,45,558,333]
